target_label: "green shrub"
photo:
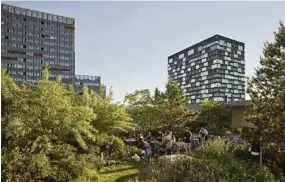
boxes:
[202,138,230,159]
[232,144,285,180]
[146,156,276,182]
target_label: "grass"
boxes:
[98,160,146,182]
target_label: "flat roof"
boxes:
[1,3,75,24]
[168,34,245,59]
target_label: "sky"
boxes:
[4,1,285,103]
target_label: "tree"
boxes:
[1,68,134,181]
[125,78,195,132]
[196,99,230,132]
[124,89,161,132]
[78,86,136,135]
[159,78,194,129]
[247,22,285,144]
[1,68,100,181]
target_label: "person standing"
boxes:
[184,130,192,151]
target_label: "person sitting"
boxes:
[146,131,152,142]
[199,127,209,142]
[163,131,172,143]
[141,139,152,158]
[157,130,164,142]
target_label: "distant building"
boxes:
[1,3,105,95]
[1,3,75,84]
[168,35,246,104]
[74,74,103,95]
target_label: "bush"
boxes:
[202,138,230,159]
[145,156,276,182]
[1,68,134,181]
[220,127,232,135]
[233,144,285,180]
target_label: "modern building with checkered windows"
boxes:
[168,35,246,104]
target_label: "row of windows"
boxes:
[3,63,41,69]
[2,22,72,36]
[189,93,245,100]
[2,16,72,29]
[171,69,245,80]
[172,40,243,62]
[2,36,73,48]
[171,63,245,75]
[2,28,72,41]
[189,95,245,104]
[2,4,74,24]
[74,81,100,86]
[169,53,245,69]
[2,59,71,67]
[2,42,73,53]
[2,50,73,61]
[183,83,245,92]
[4,69,72,79]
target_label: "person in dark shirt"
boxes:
[184,130,192,150]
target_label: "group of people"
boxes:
[135,127,209,157]
[183,127,209,149]
[137,130,176,158]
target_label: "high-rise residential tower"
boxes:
[1,3,75,84]
[168,35,246,104]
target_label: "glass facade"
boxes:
[1,3,75,84]
[168,35,246,104]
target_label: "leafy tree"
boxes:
[159,78,195,129]
[247,21,285,144]
[125,78,195,131]
[196,99,230,132]
[124,89,161,132]
[78,86,135,135]
[1,68,134,181]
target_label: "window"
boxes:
[238,45,243,51]
[188,49,194,55]
[179,53,184,59]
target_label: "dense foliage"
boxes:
[188,99,230,133]
[247,21,285,144]
[246,21,285,176]
[125,78,195,132]
[145,156,276,182]
[1,68,135,181]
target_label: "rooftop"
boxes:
[168,34,245,58]
[1,3,75,25]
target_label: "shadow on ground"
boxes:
[99,167,135,174]
[114,173,138,182]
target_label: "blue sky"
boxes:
[4,1,285,102]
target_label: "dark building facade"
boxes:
[168,35,246,104]
[74,74,101,94]
[1,3,75,84]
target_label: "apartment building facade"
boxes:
[1,3,104,95]
[168,35,246,104]
[1,3,75,84]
